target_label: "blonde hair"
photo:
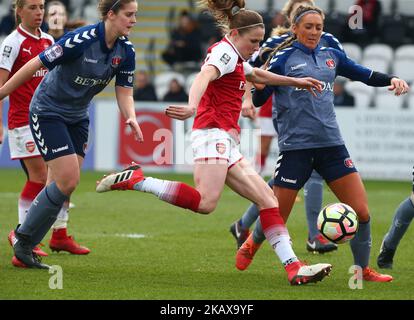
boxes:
[198,0,264,35]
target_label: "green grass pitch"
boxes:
[0,168,413,300]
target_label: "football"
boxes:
[317,203,359,244]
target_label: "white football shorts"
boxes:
[191,128,243,168]
[8,125,41,159]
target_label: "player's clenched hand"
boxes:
[388,78,409,96]
[241,99,256,120]
[295,77,323,97]
[126,118,143,142]
[165,105,195,120]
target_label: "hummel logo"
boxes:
[22,47,32,55]
[281,176,297,184]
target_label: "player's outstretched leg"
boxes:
[96,163,202,212]
[229,178,274,249]
[96,163,145,192]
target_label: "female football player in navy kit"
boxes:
[239,4,409,282]
[0,0,89,268]
[96,0,334,286]
[0,0,142,269]
[231,0,340,255]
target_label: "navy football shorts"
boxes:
[29,112,89,162]
[273,145,358,190]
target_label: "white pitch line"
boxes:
[115,233,146,239]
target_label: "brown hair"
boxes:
[198,0,264,35]
[98,0,136,20]
[264,5,324,67]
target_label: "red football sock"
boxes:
[158,181,201,212]
[21,181,45,201]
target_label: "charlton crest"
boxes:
[326,59,336,69]
[344,158,354,168]
[111,56,122,68]
[216,142,226,155]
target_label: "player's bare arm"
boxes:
[115,86,143,142]
[0,56,43,101]
[247,67,323,97]
[165,65,219,121]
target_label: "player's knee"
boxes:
[56,176,80,196]
[257,189,278,209]
[354,205,370,223]
[197,197,219,214]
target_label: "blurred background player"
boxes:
[0,0,90,267]
[238,4,408,282]
[377,166,414,269]
[97,0,333,286]
[43,0,87,41]
[230,0,340,254]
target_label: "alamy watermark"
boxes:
[49,265,63,290]
[348,5,364,30]
[348,265,363,289]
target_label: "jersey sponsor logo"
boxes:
[44,44,63,62]
[291,62,307,71]
[344,157,354,168]
[22,47,32,55]
[295,81,334,92]
[2,45,12,57]
[33,68,48,78]
[74,76,112,87]
[216,142,226,155]
[326,59,336,69]
[220,53,231,65]
[111,56,122,68]
[25,141,36,153]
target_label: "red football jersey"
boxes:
[0,25,53,129]
[193,36,252,134]
[258,95,273,118]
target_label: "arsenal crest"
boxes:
[216,142,226,155]
[26,141,36,153]
[325,59,336,69]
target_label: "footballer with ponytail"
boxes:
[93,0,335,286]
